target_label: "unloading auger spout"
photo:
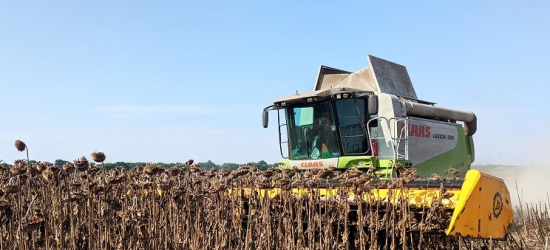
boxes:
[403,100,477,136]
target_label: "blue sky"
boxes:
[1,1,549,166]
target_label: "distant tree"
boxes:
[101,161,130,171]
[101,163,114,171]
[198,160,218,170]
[114,162,130,170]
[156,162,169,169]
[172,163,186,168]
[221,162,239,170]
[54,159,71,166]
[22,159,279,171]
[128,162,147,169]
[256,160,270,170]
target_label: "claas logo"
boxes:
[400,124,431,138]
[301,162,324,168]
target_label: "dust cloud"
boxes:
[475,164,550,209]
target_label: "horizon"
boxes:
[0,153,539,169]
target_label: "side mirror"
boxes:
[368,95,378,115]
[262,109,269,128]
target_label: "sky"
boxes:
[1,1,549,167]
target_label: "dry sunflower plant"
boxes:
[0,140,545,249]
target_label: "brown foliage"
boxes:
[0,159,538,250]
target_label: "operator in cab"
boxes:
[313,109,339,159]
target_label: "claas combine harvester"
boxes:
[234,55,513,246]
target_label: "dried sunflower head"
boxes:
[395,162,405,170]
[14,140,26,152]
[36,161,51,172]
[62,163,74,172]
[167,168,181,176]
[189,164,201,173]
[317,169,334,179]
[91,151,106,163]
[87,166,101,175]
[430,173,441,181]
[14,159,27,167]
[1,184,19,193]
[143,163,160,175]
[9,164,26,176]
[42,168,55,182]
[74,156,90,171]
[107,175,125,185]
[22,215,44,232]
[445,167,460,175]
[0,199,10,211]
[262,170,274,178]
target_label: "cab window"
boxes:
[335,99,368,155]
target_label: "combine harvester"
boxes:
[257,55,513,242]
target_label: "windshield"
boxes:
[285,102,341,160]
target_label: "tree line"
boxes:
[0,159,278,172]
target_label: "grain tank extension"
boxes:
[260,55,513,239]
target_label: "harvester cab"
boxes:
[263,55,478,179]
[261,55,513,240]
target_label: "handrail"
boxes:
[366,117,409,160]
